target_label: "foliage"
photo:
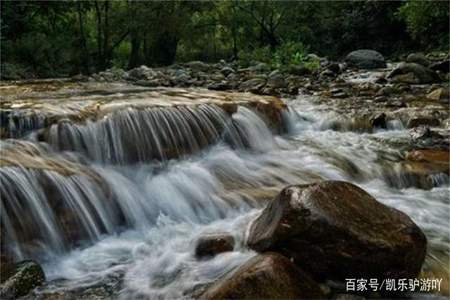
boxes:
[1,0,448,78]
[397,1,449,49]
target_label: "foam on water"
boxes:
[1,97,448,298]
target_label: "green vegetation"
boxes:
[1,0,448,78]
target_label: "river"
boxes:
[1,91,448,299]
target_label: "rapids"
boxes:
[1,92,449,299]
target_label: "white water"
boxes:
[1,96,449,299]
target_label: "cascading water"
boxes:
[1,94,449,299]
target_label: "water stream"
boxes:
[1,93,449,299]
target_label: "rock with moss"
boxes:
[0,260,45,299]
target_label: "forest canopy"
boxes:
[1,0,449,78]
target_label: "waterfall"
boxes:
[42,104,250,164]
[0,105,276,262]
[1,93,448,299]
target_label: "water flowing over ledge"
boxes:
[1,84,449,299]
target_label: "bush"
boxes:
[397,1,449,49]
[238,42,320,70]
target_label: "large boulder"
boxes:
[345,50,386,69]
[406,53,430,66]
[0,260,45,299]
[246,181,427,281]
[388,63,440,84]
[195,233,235,259]
[200,253,325,299]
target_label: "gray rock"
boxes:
[239,77,266,92]
[248,62,270,73]
[185,61,211,72]
[127,65,155,80]
[345,50,386,69]
[388,63,440,84]
[406,53,430,66]
[267,70,287,88]
[220,66,235,77]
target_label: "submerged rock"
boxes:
[246,181,427,281]
[195,233,235,259]
[0,260,45,299]
[345,49,386,69]
[200,253,325,299]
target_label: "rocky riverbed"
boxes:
[1,50,449,299]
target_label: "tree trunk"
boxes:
[77,2,89,74]
[128,32,141,69]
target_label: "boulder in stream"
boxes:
[388,62,440,84]
[0,260,45,299]
[246,181,427,281]
[195,233,235,259]
[200,252,325,299]
[345,49,386,69]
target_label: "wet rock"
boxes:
[389,150,450,189]
[374,96,388,103]
[430,60,449,73]
[370,113,387,129]
[330,88,348,98]
[388,63,439,84]
[406,149,449,165]
[185,61,211,72]
[207,81,231,91]
[320,69,336,78]
[386,99,406,108]
[246,181,427,281]
[0,260,45,299]
[195,233,235,258]
[376,86,395,96]
[406,53,430,66]
[247,62,270,73]
[345,49,386,69]
[239,77,266,93]
[427,87,449,103]
[267,70,287,88]
[126,65,156,80]
[220,66,235,77]
[407,117,440,128]
[326,62,341,74]
[410,126,437,140]
[200,253,325,300]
